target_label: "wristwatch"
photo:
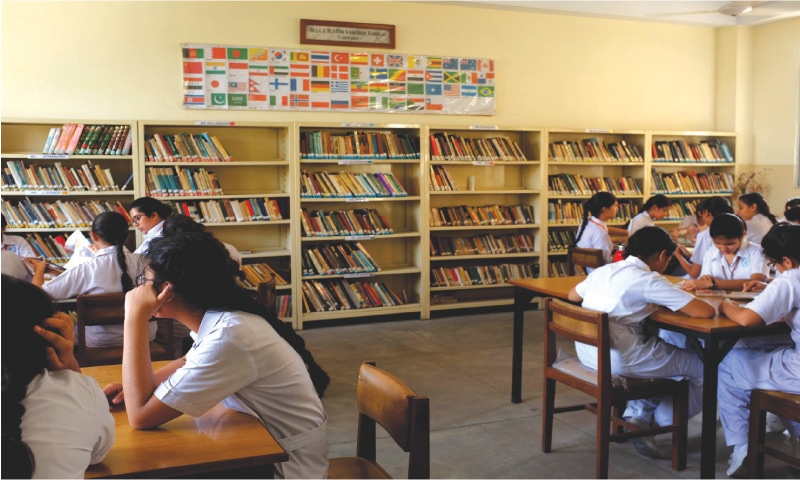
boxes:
[710,277,718,290]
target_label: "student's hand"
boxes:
[743,280,768,292]
[125,283,172,322]
[24,257,47,275]
[681,279,699,290]
[35,312,81,373]
[103,382,125,407]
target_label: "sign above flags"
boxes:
[181,43,495,115]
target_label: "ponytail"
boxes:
[575,191,617,244]
[91,211,134,292]
[739,192,777,224]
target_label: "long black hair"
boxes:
[92,211,134,292]
[625,226,677,261]
[697,196,734,218]
[129,196,173,221]
[1,275,55,478]
[575,191,617,244]
[709,213,746,239]
[761,222,800,264]
[639,194,671,214]
[145,233,330,397]
[739,192,777,224]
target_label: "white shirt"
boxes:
[690,228,712,265]
[21,370,115,479]
[2,249,32,281]
[699,239,768,281]
[576,216,613,268]
[134,220,165,254]
[155,310,328,479]
[627,211,654,236]
[2,232,37,258]
[745,213,774,245]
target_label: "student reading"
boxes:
[736,192,777,245]
[103,232,330,479]
[627,194,671,236]
[129,196,172,254]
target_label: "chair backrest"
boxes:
[567,245,605,275]
[356,361,430,479]
[256,274,277,316]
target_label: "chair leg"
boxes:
[747,406,767,478]
[671,385,688,471]
[597,403,611,479]
[542,378,556,453]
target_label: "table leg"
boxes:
[699,339,721,479]
[511,287,536,404]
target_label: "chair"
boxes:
[328,361,430,479]
[76,292,176,367]
[567,245,606,275]
[256,274,277,316]
[747,389,800,478]
[541,297,689,478]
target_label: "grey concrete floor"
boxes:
[299,310,799,479]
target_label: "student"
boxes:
[778,196,800,222]
[736,192,777,245]
[717,223,800,477]
[28,211,156,347]
[627,194,671,236]
[2,249,31,281]
[104,233,330,479]
[671,196,734,279]
[783,205,800,225]
[129,197,173,254]
[162,213,243,268]
[575,191,628,270]
[2,214,36,259]
[568,226,715,458]
[1,274,115,479]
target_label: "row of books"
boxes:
[144,132,233,162]
[430,204,536,227]
[300,170,407,198]
[301,242,380,276]
[301,279,405,312]
[275,294,292,319]
[299,130,420,159]
[650,170,734,195]
[430,262,537,287]
[664,199,703,220]
[169,197,283,224]
[430,233,536,257]
[548,260,587,277]
[547,200,634,224]
[548,138,644,163]
[10,232,70,263]
[429,132,527,162]
[652,139,733,163]
[240,262,289,289]
[547,229,578,252]
[41,124,132,156]
[145,166,223,196]
[2,199,130,229]
[301,208,393,237]
[429,165,458,191]
[2,160,124,192]
[548,174,642,196]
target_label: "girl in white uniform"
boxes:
[129,197,173,254]
[2,275,114,479]
[672,196,734,279]
[575,191,628,270]
[736,192,777,245]
[2,213,37,258]
[717,223,800,477]
[777,196,800,223]
[568,227,715,457]
[627,194,671,236]
[29,211,156,347]
[103,233,330,479]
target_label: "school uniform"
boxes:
[2,232,37,258]
[699,239,768,280]
[745,213,774,245]
[155,310,328,479]
[134,220,164,254]
[2,249,31,281]
[576,216,613,271]
[689,228,712,266]
[627,211,654,236]
[42,246,156,347]
[718,268,800,448]
[574,256,705,427]
[21,369,115,479]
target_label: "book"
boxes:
[65,123,85,155]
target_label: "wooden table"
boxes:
[83,362,288,478]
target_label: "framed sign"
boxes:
[300,19,395,49]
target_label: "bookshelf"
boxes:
[137,121,295,324]
[296,123,423,327]
[426,126,543,314]
[1,119,138,259]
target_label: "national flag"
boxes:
[183,76,204,90]
[311,80,330,93]
[228,93,247,106]
[228,80,247,92]
[351,82,369,93]
[270,65,289,76]
[425,84,442,95]
[369,82,388,93]
[444,71,463,84]
[425,71,443,83]
[460,58,478,71]
[270,49,289,64]
[350,66,369,81]
[387,55,404,67]
[388,82,405,94]
[290,93,309,108]
[311,99,330,109]
[228,48,248,60]
[425,98,443,111]
[270,92,290,107]
[311,65,331,78]
[478,59,494,72]
[351,95,369,108]
[268,77,290,90]
[249,92,268,102]
[211,47,226,59]
[310,51,330,63]
[249,64,269,76]
[442,57,459,69]
[469,72,488,84]
[249,48,269,61]
[370,53,385,66]
[407,69,425,83]
[406,96,425,111]
[388,69,406,81]
[331,98,349,109]
[210,93,227,106]
[350,52,368,65]
[331,52,349,64]
[249,78,263,93]
[291,63,311,77]
[184,95,205,105]
[330,80,349,93]
[207,78,225,92]
[229,61,248,70]
[369,95,388,109]
[205,60,227,74]
[444,84,460,97]
[331,65,349,80]
[426,57,442,69]
[461,85,478,96]
[407,55,425,68]
[370,68,388,81]
[388,97,407,110]
[291,51,310,62]
[290,78,310,92]
[478,86,495,97]
[182,47,204,59]
[183,61,203,74]
[407,83,424,95]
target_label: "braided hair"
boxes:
[1,275,54,478]
[739,192,777,224]
[91,211,134,292]
[575,191,617,244]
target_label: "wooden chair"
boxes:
[76,292,176,367]
[567,245,606,275]
[541,297,689,478]
[747,389,800,478]
[256,274,277,316]
[328,361,430,479]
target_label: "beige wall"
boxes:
[2,1,798,205]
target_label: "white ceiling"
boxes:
[439,1,800,27]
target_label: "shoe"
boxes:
[726,444,748,478]
[627,417,662,459]
[766,412,787,434]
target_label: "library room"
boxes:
[2,1,799,478]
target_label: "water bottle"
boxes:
[613,244,625,262]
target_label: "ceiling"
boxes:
[442,1,800,27]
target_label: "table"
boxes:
[83,362,289,478]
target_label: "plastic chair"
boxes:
[541,297,689,478]
[76,292,176,367]
[567,245,605,275]
[747,389,800,477]
[328,361,430,479]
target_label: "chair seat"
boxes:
[552,355,685,393]
[328,456,392,479]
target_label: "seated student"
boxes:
[575,191,628,271]
[717,223,800,477]
[129,197,172,254]
[2,214,36,259]
[777,196,800,223]
[784,205,800,225]
[1,274,115,479]
[103,233,330,479]
[671,196,734,279]
[736,192,777,245]
[28,211,156,348]
[2,249,31,281]
[568,227,715,458]
[627,194,671,236]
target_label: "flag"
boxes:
[182,47,204,59]
[291,63,311,77]
[210,93,227,106]
[228,61,248,70]
[184,95,205,105]
[330,81,349,93]
[425,97,443,111]
[270,65,289,76]
[407,55,425,68]
[369,95,388,109]
[211,47,226,59]
[407,69,425,83]
[310,51,330,63]
[350,66,370,81]
[425,84,442,95]
[331,98,349,109]
[249,48,269,61]
[311,65,331,78]
[331,64,349,80]
[478,86,495,97]
[425,71,443,83]
[183,76,204,90]
[291,51,310,62]
[311,80,330,93]
[205,60,226,74]
[389,69,406,81]
[388,82,405,94]
[461,85,478,96]
[460,58,478,70]
[370,53,385,66]
[290,78,310,92]
[388,97,407,110]
[269,77,290,90]
[444,71,462,84]
[370,68,388,80]
[479,59,494,71]
[387,55,405,67]
[227,48,248,60]
[331,52,349,64]
[426,57,442,69]
[350,52,368,65]
[228,93,247,106]
[407,83,424,95]
[442,57,459,69]
[290,93,309,108]
[351,95,369,108]
[270,49,289,64]
[406,96,425,111]
[270,93,289,107]
[351,82,369,94]
[183,61,203,74]
[444,84,460,97]
[369,82,387,93]
[228,80,247,93]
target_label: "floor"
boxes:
[299,309,799,479]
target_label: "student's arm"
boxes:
[35,311,81,373]
[677,297,716,318]
[567,287,583,303]
[719,298,765,327]
[714,273,766,292]
[25,257,47,287]
[673,245,701,278]
[743,280,768,292]
[608,226,629,237]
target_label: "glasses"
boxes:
[131,214,146,225]
[766,259,778,270]
[135,273,153,287]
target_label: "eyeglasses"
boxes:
[131,214,146,225]
[135,273,153,287]
[766,259,778,270]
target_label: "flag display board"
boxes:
[182,44,495,115]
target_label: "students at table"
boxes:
[736,192,777,245]
[567,226,715,459]
[627,194,671,236]
[717,223,800,477]
[575,191,628,270]
[1,275,114,479]
[672,196,734,279]
[104,232,330,479]
[129,197,172,254]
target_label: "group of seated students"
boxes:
[571,191,800,477]
[1,197,332,479]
